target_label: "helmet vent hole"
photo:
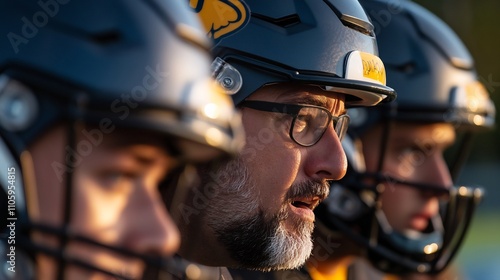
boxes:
[253,13,301,28]
[396,62,416,74]
[90,31,122,45]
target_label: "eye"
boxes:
[397,144,434,164]
[294,107,318,134]
[97,169,140,189]
[294,112,314,134]
[400,146,418,157]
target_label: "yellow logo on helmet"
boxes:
[360,52,386,86]
[189,0,249,41]
[345,51,387,86]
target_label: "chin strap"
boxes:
[433,186,483,273]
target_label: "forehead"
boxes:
[390,122,456,144]
[82,129,174,167]
[88,127,172,155]
[248,83,346,109]
[103,129,164,146]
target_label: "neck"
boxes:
[173,197,237,268]
[178,224,236,267]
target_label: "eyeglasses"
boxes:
[240,100,350,147]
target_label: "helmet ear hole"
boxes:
[0,76,39,132]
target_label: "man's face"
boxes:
[202,84,347,271]
[29,125,180,280]
[362,122,455,232]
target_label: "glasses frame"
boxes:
[240,100,349,147]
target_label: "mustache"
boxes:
[285,180,330,202]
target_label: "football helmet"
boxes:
[191,0,397,106]
[0,0,243,279]
[316,0,495,275]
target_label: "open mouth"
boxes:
[409,213,434,232]
[289,197,321,222]
[291,197,321,210]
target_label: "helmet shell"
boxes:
[192,0,397,106]
[0,0,244,162]
[351,0,495,133]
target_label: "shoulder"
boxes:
[347,258,386,280]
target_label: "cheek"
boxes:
[381,185,406,207]
[362,146,380,173]
[28,128,67,225]
[243,134,301,211]
[71,174,127,239]
[34,168,64,225]
[241,113,305,212]
[380,186,416,222]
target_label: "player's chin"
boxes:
[283,205,315,235]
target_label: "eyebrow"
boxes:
[280,94,328,107]
[293,96,328,107]
[286,96,347,116]
[274,86,347,114]
[102,144,158,160]
[130,150,159,165]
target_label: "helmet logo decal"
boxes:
[345,51,387,86]
[189,0,249,42]
[360,52,386,85]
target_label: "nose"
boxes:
[304,123,347,181]
[123,183,181,256]
[429,153,452,187]
[420,153,453,198]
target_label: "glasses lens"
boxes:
[292,107,330,146]
[292,107,350,146]
[334,115,350,142]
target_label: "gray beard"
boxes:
[214,205,314,271]
[203,156,325,271]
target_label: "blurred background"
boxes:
[413,1,500,279]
